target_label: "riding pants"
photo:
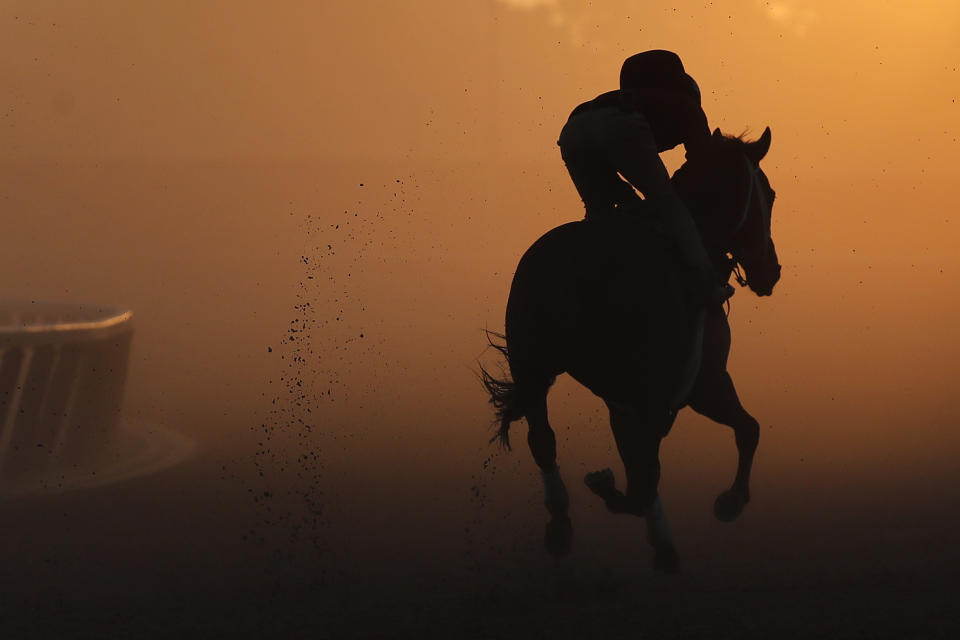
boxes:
[557,105,716,281]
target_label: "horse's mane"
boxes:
[722,131,753,143]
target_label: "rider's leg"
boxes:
[558,106,645,219]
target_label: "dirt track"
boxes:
[2,447,957,639]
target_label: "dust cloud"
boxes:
[1,1,959,637]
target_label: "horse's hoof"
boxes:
[544,516,573,557]
[584,468,615,497]
[653,544,680,573]
[714,490,746,522]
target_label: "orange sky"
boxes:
[4,1,959,258]
[2,0,959,486]
[3,1,959,167]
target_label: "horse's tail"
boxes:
[479,330,526,451]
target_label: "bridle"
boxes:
[726,155,769,240]
[725,154,772,288]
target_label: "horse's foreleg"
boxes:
[644,495,679,573]
[526,392,572,556]
[689,371,759,522]
[600,403,670,513]
[585,403,679,572]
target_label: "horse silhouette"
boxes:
[482,127,780,572]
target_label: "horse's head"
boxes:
[674,127,781,297]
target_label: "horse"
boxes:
[481,127,781,572]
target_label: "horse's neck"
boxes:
[684,195,733,279]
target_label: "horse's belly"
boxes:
[562,284,690,399]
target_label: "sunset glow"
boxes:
[1,1,958,636]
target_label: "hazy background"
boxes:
[2,1,959,637]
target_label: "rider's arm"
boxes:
[613,110,714,271]
[609,109,677,205]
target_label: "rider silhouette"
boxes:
[557,50,734,307]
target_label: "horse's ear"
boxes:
[712,128,723,139]
[746,126,772,163]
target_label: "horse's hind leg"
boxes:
[525,388,572,557]
[584,403,679,572]
[689,371,759,522]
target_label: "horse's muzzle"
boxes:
[748,263,781,296]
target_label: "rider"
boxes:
[557,49,734,307]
